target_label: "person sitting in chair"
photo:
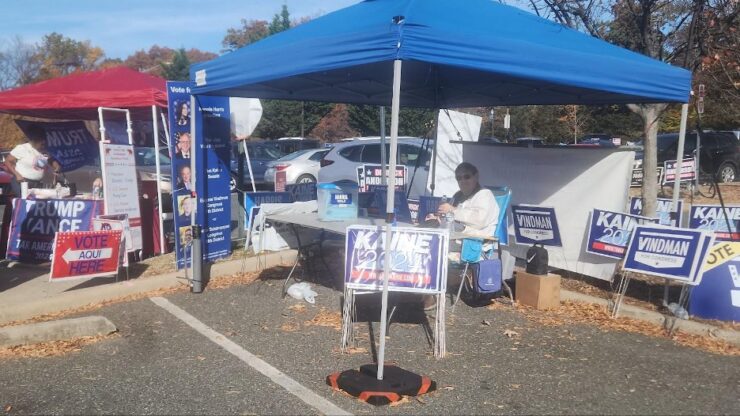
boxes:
[422,162,500,310]
[427,162,499,237]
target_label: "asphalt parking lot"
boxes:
[1,274,738,415]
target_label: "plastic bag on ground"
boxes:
[286,282,318,304]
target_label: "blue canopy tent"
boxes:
[190,0,692,378]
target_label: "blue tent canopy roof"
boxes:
[191,0,691,106]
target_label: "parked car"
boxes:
[60,147,173,194]
[633,131,740,182]
[264,148,329,186]
[230,141,286,190]
[574,133,618,147]
[270,138,321,155]
[318,137,432,198]
[515,137,545,146]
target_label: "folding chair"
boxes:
[451,186,514,312]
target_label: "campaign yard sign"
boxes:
[244,192,293,230]
[7,198,103,263]
[688,204,740,242]
[50,230,122,281]
[407,199,420,224]
[586,209,657,259]
[629,197,683,227]
[663,158,697,184]
[689,241,740,322]
[285,182,317,202]
[356,164,407,193]
[623,225,714,284]
[344,225,447,294]
[630,167,663,187]
[512,205,562,246]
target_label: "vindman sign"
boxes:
[623,226,714,284]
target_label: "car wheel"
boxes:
[717,163,736,183]
[296,174,316,184]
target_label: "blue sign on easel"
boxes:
[511,205,562,246]
[623,225,714,284]
[629,197,683,227]
[688,204,740,242]
[586,209,657,259]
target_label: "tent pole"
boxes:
[430,109,440,196]
[378,59,402,381]
[152,105,165,254]
[665,103,689,306]
[671,103,689,211]
[242,140,257,192]
[380,106,387,187]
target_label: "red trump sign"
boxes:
[50,230,122,281]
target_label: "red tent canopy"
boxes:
[0,66,167,120]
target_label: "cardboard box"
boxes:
[515,270,561,310]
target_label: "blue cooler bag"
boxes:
[475,259,502,294]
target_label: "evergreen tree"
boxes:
[160,48,190,81]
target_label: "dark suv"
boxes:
[636,131,740,182]
[664,131,739,182]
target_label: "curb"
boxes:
[0,316,117,348]
[561,289,740,347]
[0,250,298,326]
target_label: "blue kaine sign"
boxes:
[586,209,657,259]
[629,197,683,227]
[285,183,317,202]
[345,225,447,294]
[623,226,713,284]
[688,204,740,242]
[512,205,562,246]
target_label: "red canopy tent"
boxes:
[0,66,171,256]
[0,66,167,119]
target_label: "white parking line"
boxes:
[150,296,351,416]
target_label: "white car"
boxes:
[264,148,330,186]
[318,137,432,198]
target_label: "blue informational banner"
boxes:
[586,209,657,259]
[194,95,232,263]
[688,204,740,242]
[511,204,562,246]
[344,225,448,294]
[6,198,103,263]
[629,197,683,227]
[689,241,740,322]
[244,192,293,230]
[166,81,194,269]
[285,182,317,202]
[623,225,714,284]
[14,120,98,172]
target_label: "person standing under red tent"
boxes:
[4,131,61,196]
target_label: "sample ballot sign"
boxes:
[50,230,122,281]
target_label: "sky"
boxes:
[0,0,361,59]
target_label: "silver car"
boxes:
[60,147,172,194]
[264,148,329,186]
[317,137,432,198]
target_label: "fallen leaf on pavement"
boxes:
[443,386,455,391]
[390,396,410,407]
[504,329,519,338]
[5,405,12,412]
[510,384,521,389]
[288,304,307,313]
[482,320,491,326]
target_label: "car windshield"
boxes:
[135,147,171,166]
[277,149,312,161]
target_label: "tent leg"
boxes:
[377,59,402,381]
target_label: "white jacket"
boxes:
[452,188,499,237]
